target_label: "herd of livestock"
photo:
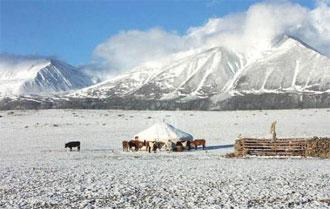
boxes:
[122,138,206,153]
[64,139,206,153]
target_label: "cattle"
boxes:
[191,139,206,150]
[65,141,80,151]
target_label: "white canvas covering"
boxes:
[134,122,193,143]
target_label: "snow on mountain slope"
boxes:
[231,37,330,95]
[71,64,162,98]
[135,47,245,100]
[71,47,246,99]
[1,37,330,110]
[68,36,330,108]
[0,56,93,97]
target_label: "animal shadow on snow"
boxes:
[203,144,234,151]
[42,148,115,153]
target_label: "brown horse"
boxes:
[191,139,206,150]
[128,140,147,151]
[122,140,129,152]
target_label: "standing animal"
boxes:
[175,141,184,152]
[147,141,165,153]
[156,142,165,150]
[181,141,191,151]
[122,140,129,152]
[191,139,206,150]
[65,141,80,151]
[128,140,147,151]
[187,140,191,150]
[148,141,157,153]
[166,140,176,152]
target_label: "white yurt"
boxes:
[134,122,193,143]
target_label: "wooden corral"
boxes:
[231,137,330,158]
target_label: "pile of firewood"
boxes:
[228,137,330,158]
[305,137,330,158]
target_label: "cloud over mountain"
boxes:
[92,0,330,78]
[93,28,185,73]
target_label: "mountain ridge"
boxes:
[70,37,330,100]
[0,36,329,110]
[0,56,93,97]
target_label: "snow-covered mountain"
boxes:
[70,46,246,100]
[0,56,93,97]
[231,37,330,95]
[1,36,329,110]
[70,37,330,101]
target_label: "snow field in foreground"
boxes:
[0,109,330,208]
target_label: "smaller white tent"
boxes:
[134,122,193,143]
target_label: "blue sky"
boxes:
[0,0,316,65]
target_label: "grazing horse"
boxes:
[128,140,147,151]
[122,140,129,152]
[65,141,80,151]
[191,139,206,150]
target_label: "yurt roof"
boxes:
[134,122,193,142]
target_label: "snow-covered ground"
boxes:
[0,109,330,208]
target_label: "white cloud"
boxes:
[185,1,311,57]
[93,0,330,77]
[93,28,185,72]
[296,1,330,55]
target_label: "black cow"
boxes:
[65,141,80,151]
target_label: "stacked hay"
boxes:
[306,137,330,158]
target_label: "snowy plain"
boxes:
[0,109,329,209]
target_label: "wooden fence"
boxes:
[233,137,330,158]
